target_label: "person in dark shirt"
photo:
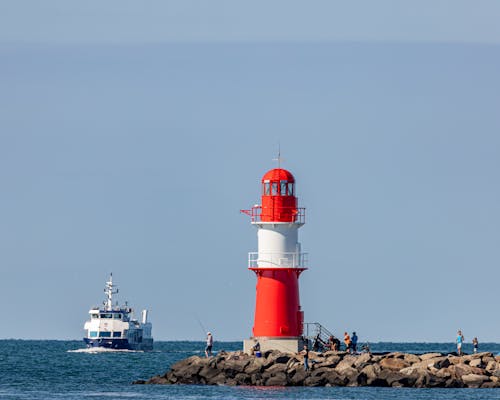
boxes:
[351,332,358,353]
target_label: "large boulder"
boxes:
[289,368,307,386]
[360,364,382,385]
[338,366,360,386]
[265,372,288,386]
[420,353,443,361]
[198,365,221,382]
[379,358,410,371]
[403,353,421,364]
[462,374,489,388]
[353,353,372,369]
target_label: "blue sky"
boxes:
[0,1,499,342]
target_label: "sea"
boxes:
[2,340,500,400]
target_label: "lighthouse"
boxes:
[242,166,308,353]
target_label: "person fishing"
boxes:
[205,332,213,358]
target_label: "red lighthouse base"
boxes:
[243,267,307,354]
[251,267,306,338]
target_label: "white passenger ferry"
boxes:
[83,274,153,350]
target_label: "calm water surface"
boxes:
[1,340,500,399]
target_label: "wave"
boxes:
[67,347,144,354]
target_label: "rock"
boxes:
[481,381,500,388]
[211,372,229,385]
[171,356,204,379]
[273,353,292,364]
[403,353,421,364]
[265,372,288,386]
[462,374,489,388]
[199,365,221,382]
[360,364,382,385]
[411,356,449,370]
[379,358,410,371]
[222,359,251,378]
[318,354,341,368]
[386,352,406,359]
[335,357,356,372]
[420,353,443,360]
[244,358,266,375]
[142,350,496,388]
[377,370,407,387]
[145,376,168,384]
[323,370,348,386]
[434,367,452,379]
[304,374,327,387]
[289,368,307,386]
[132,379,146,384]
[343,367,361,386]
[448,356,463,365]
[266,363,287,376]
[353,353,372,369]
[432,357,451,369]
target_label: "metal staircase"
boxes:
[303,322,336,350]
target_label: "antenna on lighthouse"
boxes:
[272,145,284,170]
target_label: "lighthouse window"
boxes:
[263,182,270,195]
[272,182,279,195]
[288,183,294,196]
[280,181,288,195]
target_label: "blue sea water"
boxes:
[1,340,500,399]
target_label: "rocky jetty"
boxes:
[136,350,500,388]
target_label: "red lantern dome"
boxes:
[260,168,297,223]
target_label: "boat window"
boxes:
[100,313,112,319]
[100,332,111,337]
[113,332,121,338]
[280,180,288,195]
[89,331,98,337]
[272,182,278,195]
[91,314,99,319]
[263,181,270,195]
[288,183,294,196]
[113,314,122,319]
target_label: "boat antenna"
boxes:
[104,273,119,311]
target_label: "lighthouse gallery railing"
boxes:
[241,206,306,224]
[248,252,308,269]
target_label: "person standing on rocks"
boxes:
[205,332,213,358]
[351,332,358,353]
[456,330,464,356]
[344,332,351,353]
[301,343,310,371]
[472,337,479,353]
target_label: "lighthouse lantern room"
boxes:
[241,167,308,354]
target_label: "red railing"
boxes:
[240,205,306,224]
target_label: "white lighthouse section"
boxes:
[248,221,308,269]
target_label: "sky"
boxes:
[0,1,499,343]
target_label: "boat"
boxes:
[83,273,153,350]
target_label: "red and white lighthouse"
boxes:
[242,167,307,353]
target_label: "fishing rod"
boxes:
[194,315,209,336]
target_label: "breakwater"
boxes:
[137,349,500,388]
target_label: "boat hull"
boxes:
[83,338,153,351]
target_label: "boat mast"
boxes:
[104,273,119,311]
